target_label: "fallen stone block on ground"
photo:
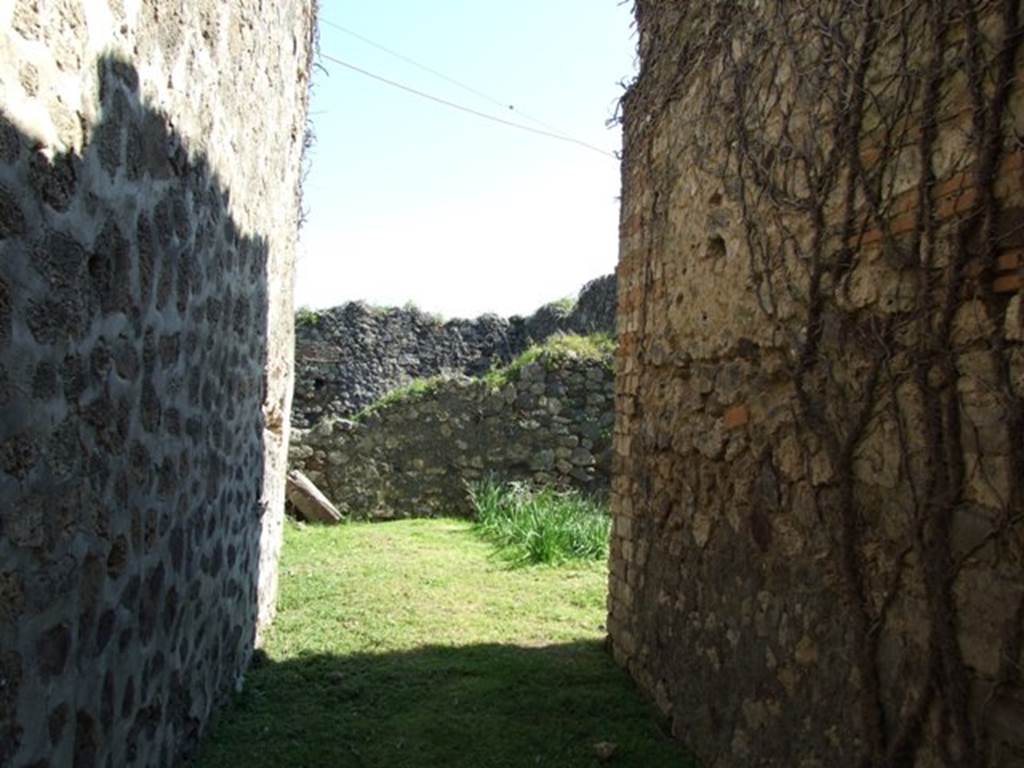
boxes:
[286,470,343,524]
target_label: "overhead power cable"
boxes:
[319,17,564,135]
[318,52,618,159]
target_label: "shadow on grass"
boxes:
[190,640,694,768]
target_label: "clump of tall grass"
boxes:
[469,479,610,565]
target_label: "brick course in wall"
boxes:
[610,2,1024,766]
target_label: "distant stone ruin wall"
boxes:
[292,273,617,428]
[290,351,614,519]
[611,2,1023,767]
[0,2,312,766]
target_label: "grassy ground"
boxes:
[472,480,611,565]
[192,519,691,768]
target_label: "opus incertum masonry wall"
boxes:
[290,346,615,520]
[292,274,617,428]
[0,1,313,765]
[611,2,1024,766]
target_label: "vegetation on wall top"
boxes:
[347,333,616,421]
[484,333,615,387]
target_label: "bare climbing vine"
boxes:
[624,1,1023,765]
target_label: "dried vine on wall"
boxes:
[624,1,1023,765]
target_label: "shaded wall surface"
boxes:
[293,274,617,428]
[610,2,1024,766]
[0,1,312,765]
[290,350,614,519]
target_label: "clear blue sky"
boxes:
[296,1,637,318]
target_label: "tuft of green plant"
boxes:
[546,296,577,314]
[483,346,543,388]
[295,305,321,327]
[353,375,450,421]
[483,333,615,388]
[541,332,615,361]
[470,479,611,566]
[399,299,445,323]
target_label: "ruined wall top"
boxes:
[292,273,616,427]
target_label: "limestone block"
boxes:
[286,471,343,526]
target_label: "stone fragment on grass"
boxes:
[593,741,618,761]
[286,470,342,524]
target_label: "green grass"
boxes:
[353,374,452,421]
[192,519,691,768]
[543,332,615,360]
[471,480,611,566]
[484,333,615,388]
[295,305,321,327]
[402,299,445,323]
[546,296,577,313]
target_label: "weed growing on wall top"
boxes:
[484,333,615,388]
[542,333,615,360]
[547,296,577,313]
[348,333,614,420]
[352,374,451,421]
[401,299,445,323]
[295,305,321,327]
[470,479,611,566]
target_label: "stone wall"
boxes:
[290,343,614,519]
[610,2,1024,766]
[292,273,616,428]
[0,1,312,766]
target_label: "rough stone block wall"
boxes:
[610,1,1024,766]
[290,349,614,519]
[0,1,312,765]
[293,273,617,428]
